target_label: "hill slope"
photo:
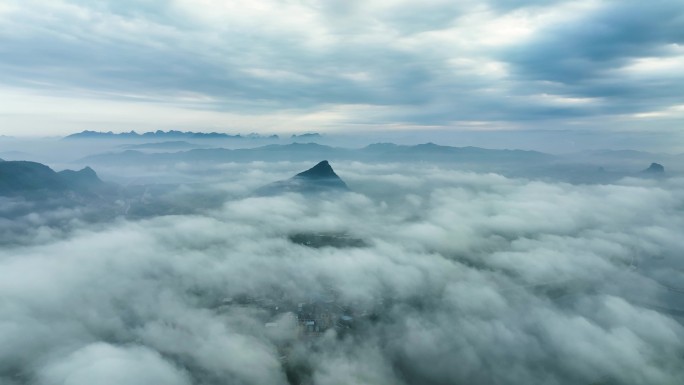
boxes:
[0,161,107,197]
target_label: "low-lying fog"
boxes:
[1,143,683,384]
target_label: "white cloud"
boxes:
[38,344,191,385]
[1,162,683,384]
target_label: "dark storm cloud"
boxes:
[505,0,684,82]
[502,0,684,115]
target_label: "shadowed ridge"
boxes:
[0,161,113,197]
[0,161,67,194]
[58,166,104,189]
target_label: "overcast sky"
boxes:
[0,0,683,140]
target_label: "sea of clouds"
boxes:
[1,161,683,385]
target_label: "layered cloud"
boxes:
[0,0,683,135]
[1,162,683,384]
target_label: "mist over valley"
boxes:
[1,133,683,385]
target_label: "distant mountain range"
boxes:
[2,145,672,202]
[121,141,209,150]
[73,142,677,184]
[64,130,280,140]
[79,142,553,165]
[291,133,322,140]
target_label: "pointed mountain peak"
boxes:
[78,166,97,176]
[253,160,349,196]
[295,160,340,180]
[643,162,664,173]
[58,165,103,187]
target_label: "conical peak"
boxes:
[78,166,97,177]
[295,160,339,180]
[644,162,664,173]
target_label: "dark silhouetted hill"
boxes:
[58,166,105,190]
[294,160,344,180]
[0,161,108,197]
[643,162,665,174]
[255,160,349,196]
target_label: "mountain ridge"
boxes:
[79,142,552,165]
[0,161,108,197]
[65,130,279,140]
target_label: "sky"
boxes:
[0,0,683,142]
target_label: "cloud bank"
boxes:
[1,162,683,384]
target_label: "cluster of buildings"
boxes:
[294,300,355,336]
[216,291,369,339]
